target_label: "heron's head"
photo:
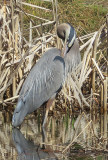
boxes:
[57,23,76,55]
[12,98,28,127]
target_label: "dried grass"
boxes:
[0,1,107,114]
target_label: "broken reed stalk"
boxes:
[100,79,107,146]
[79,32,97,85]
[101,84,104,112]
[62,120,92,153]
[70,112,87,143]
[79,31,97,41]
[0,32,1,76]
[103,79,107,112]
[92,23,106,92]
[104,17,108,141]
[79,37,92,51]
[106,14,108,55]
[103,92,108,146]
[1,95,19,103]
[92,58,104,80]
[91,23,106,113]
[20,0,23,42]
[23,21,56,31]
[29,21,32,47]
[10,0,16,97]
[52,0,56,22]
[19,11,51,22]
[18,1,52,12]
[103,109,107,145]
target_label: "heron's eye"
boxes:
[15,111,19,114]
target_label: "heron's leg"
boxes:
[42,98,54,128]
[42,103,46,123]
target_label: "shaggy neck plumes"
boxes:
[64,39,81,76]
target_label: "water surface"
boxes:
[0,109,107,160]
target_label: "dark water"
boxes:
[0,110,107,160]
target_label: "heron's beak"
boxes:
[62,39,68,57]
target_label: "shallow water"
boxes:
[0,109,107,160]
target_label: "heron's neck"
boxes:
[64,39,81,76]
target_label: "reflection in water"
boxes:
[0,111,107,160]
[12,128,57,160]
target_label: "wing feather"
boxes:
[19,48,65,108]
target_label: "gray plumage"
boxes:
[20,48,65,107]
[12,23,81,127]
[64,39,81,75]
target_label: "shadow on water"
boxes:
[12,128,57,160]
[0,109,107,160]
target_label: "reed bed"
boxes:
[0,0,57,104]
[0,0,107,111]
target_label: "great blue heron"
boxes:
[12,23,81,127]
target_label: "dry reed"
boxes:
[0,0,107,115]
